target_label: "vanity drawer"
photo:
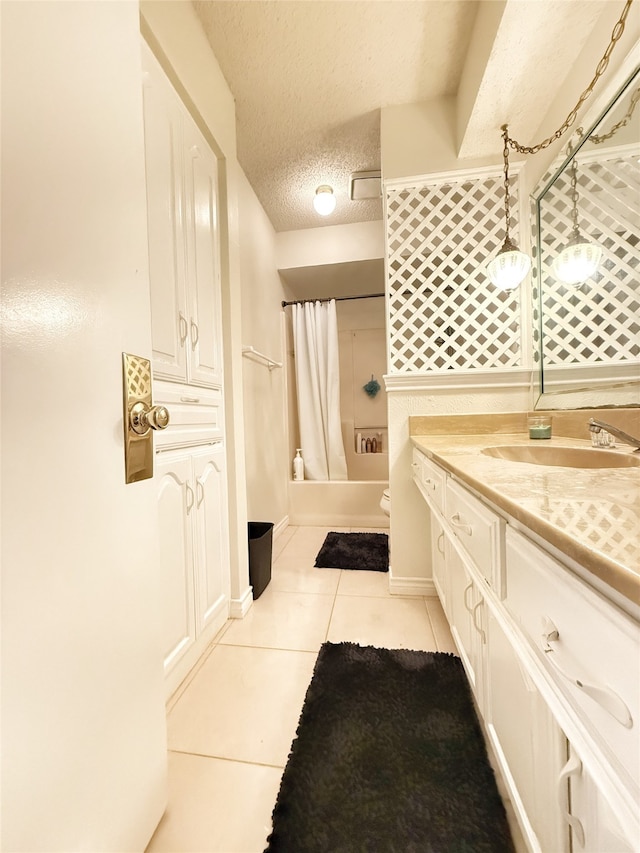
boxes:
[445,478,505,596]
[153,382,223,450]
[505,527,640,794]
[412,448,446,515]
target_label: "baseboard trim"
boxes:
[229,586,253,618]
[388,571,436,597]
[273,515,289,539]
[289,512,389,528]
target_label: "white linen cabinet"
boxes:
[141,42,230,697]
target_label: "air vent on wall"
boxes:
[349,170,381,201]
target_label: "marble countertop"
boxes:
[410,433,640,608]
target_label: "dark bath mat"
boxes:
[314,531,388,572]
[264,642,515,853]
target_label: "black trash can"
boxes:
[248,522,274,599]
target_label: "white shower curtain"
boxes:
[292,299,348,481]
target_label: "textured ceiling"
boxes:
[193,0,478,232]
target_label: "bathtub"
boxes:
[288,479,389,528]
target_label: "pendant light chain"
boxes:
[569,158,580,236]
[505,0,633,155]
[501,125,514,247]
[587,85,640,144]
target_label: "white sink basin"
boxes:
[481,445,640,469]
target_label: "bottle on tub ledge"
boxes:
[293,448,304,481]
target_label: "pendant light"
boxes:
[487,126,531,290]
[313,185,336,216]
[487,0,632,290]
[553,158,602,285]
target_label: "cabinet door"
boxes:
[184,122,223,388]
[430,514,448,614]
[486,609,568,852]
[568,745,638,853]
[155,453,196,676]
[192,444,229,636]
[141,45,188,383]
[448,544,485,709]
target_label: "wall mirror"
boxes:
[532,61,639,410]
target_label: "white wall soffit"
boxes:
[457,0,611,160]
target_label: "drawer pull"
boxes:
[450,512,472,536]
[180,396,201,403]
[436,531,445,556]
[190,319,200,348]
[196,479,205,507]
[542,624,633,729]
[424,477,436,490]
[557,753,585,848]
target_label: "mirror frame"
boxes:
[531,43,640,411]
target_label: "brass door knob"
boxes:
[129,402,170,435]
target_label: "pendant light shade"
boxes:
[487,236,531,291]
[313,185,336,216]
[552,159,602,285]
[553,235,603,285]
[488,126,531,291]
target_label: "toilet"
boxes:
[379,488,390,517]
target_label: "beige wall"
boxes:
[338,298,388,480]
[238,169,290,526]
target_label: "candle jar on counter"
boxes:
[528,415,552,440]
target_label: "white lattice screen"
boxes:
[386,174,524,374]
[533,151,640,370]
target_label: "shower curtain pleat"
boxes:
[292,300,347,481]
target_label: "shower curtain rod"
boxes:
[281,292,384,308]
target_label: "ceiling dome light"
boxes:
[487,236,531,290]
[313,185,336,216]
[553,234,603,285]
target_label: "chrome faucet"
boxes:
[588,418,640,451]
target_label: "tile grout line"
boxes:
[167,747,286,771]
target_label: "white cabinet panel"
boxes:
[486,609,568,853]
[430,514,448,614]
[568,745,638,853]
[505,527,639,795]
[141,43,223,390]
[184,130,223,387]
[156,447,230,698]
[141,52,188,383]
[446,477,505,597]
[448,541,485,710]
[156,454,196,674]
[193,444,229,635]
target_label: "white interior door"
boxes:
[1,4,167,850]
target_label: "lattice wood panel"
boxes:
[535,152,640,368]
[386,175,523,373]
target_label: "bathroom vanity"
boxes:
[410,414,639,852]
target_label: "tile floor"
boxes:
[145,525,486,853]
